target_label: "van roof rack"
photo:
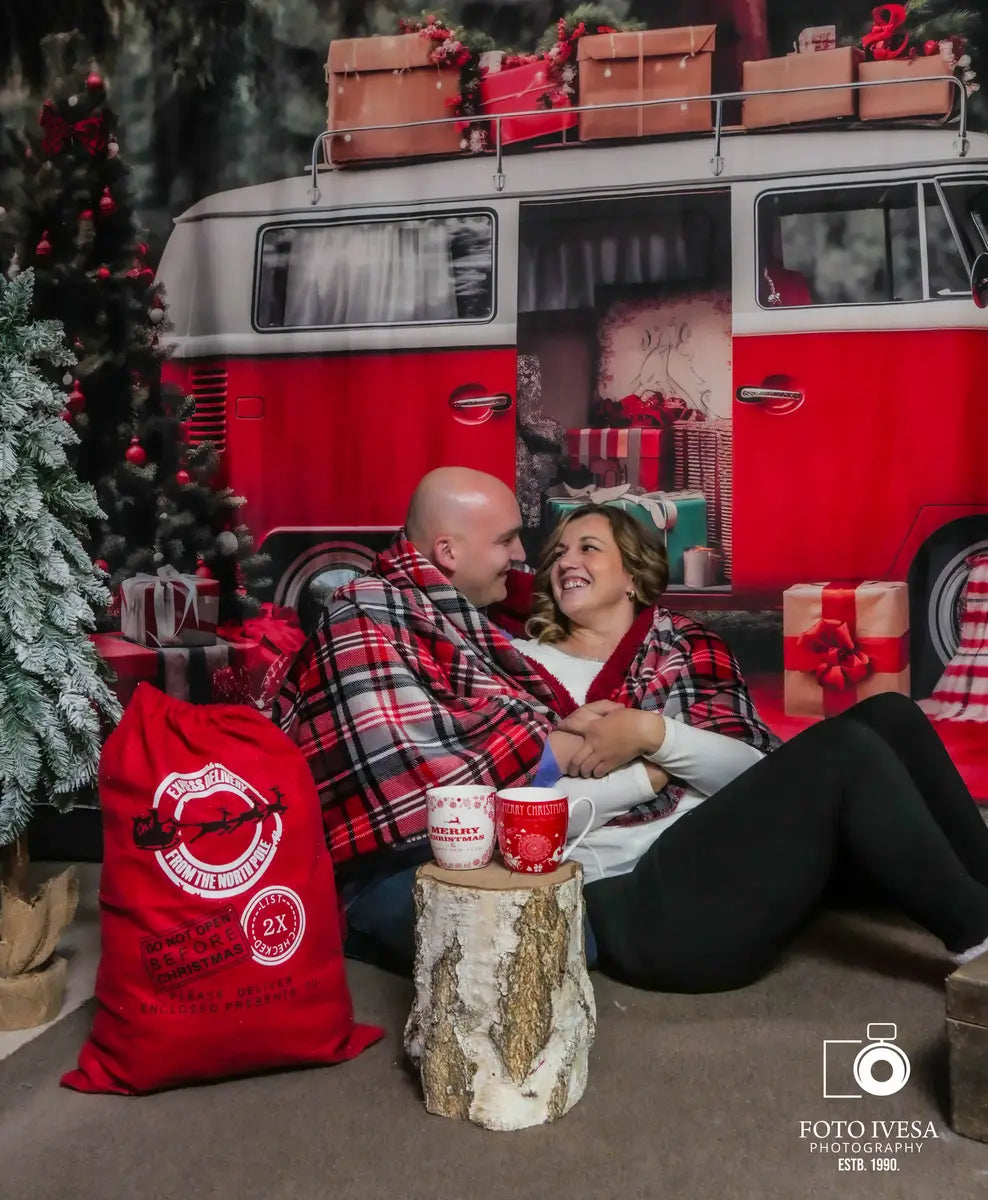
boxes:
[309,73,972,204]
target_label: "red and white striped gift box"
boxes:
[565,427,666,492]
[921,555,988,721]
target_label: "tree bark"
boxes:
[404,860,596,1131]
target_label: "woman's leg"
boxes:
[584,715,988,993]
[838,692,988,886]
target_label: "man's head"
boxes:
[405,467,524,608]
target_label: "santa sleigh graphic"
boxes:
[132,788,287,852]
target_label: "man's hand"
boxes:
[566,709,666,778]
[558,699,625,735]
[547,729,585,775]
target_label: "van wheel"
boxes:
[907,516,988,701]
[261,531,395,635]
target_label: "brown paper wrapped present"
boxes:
[858,55,953,121]
[326,35,462,164]
[742,47,862,129]
[578,27,716,141]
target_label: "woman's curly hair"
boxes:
[525,504,669,644]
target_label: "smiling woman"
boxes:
[510,503,988,993]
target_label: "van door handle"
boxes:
[736,386,804,404]
[449,392,512,411]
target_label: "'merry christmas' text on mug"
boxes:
[426,786,497,870]
[495,787,596,874]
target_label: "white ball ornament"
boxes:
[216,530,239,555]
[149,308,165,325]
[67,94,79,107]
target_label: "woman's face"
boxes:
[547,514,635,623]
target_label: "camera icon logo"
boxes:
[822,1023,911,1098]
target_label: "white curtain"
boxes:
[518,213,710,312]
[283,219,458,326]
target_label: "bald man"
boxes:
[274,467,586,974]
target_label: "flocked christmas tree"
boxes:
[0,268,121,848]
[6,33,269,627]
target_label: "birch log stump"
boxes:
[404,860,596,1131]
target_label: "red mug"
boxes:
[495,787,596,874]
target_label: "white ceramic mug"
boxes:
[426,785,497,870]
[495,787,596,874]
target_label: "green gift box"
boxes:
[542,485,707,584]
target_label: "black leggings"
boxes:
[583,693,988,993]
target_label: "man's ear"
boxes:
[433,536,456,574]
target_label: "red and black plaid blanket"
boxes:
[275,540,777,861]
[273,538,560,863]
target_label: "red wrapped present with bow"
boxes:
[783,581,910,717]
[120,566,220,648]
[218,604,307,716]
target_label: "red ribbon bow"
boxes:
[862,4,909,59]
[39,102,108,157]
[797,618,873,690]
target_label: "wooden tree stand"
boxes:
[404,859,596,1131]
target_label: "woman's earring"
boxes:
[626,590,636,602]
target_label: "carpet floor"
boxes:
[3,883,988,1200]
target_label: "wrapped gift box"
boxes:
[858,56,953,121]
[92,633,263,711]
[218,604,307,718]
[742,47,862,128]
[577,26,716,141]
[783,581,910,717]
[326,35,462,164]
[479,59,577,144]
[565,427,668,491]
[120,567,219,648]
[544,484,706,584]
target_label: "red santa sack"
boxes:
[62,682,383,1094]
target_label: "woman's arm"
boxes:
[644,718,763,797]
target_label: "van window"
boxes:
[927,179,988,296]
[757,184,922,307]
[255,213,494,329]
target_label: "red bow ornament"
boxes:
[797,618,873,690]
[861,4,909,60]
[39,102,108,157]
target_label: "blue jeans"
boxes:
[341,845,598,976]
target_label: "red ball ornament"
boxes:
[176,469,191,486]
[35,231,52,257]
[136,242,149,258]
[94,558,109,573]
[79,209,94,222]
[195,560,214,580]
[925,39,940,56]
[67,383,86,413]
[86,71,103,91]
[99,186,116,215]
[97,264,111,280]
[125,437,147,466]
[60,408,73,422]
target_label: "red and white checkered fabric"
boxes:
[922,555,988,721]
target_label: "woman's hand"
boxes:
[558,699,625,735]
[566,710,666,778]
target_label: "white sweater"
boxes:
[512,638,765,883]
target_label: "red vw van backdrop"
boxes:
[159,203,519,606]
[732,176,988,698]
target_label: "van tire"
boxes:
[907,516,988,702]
[261,531,396,634]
